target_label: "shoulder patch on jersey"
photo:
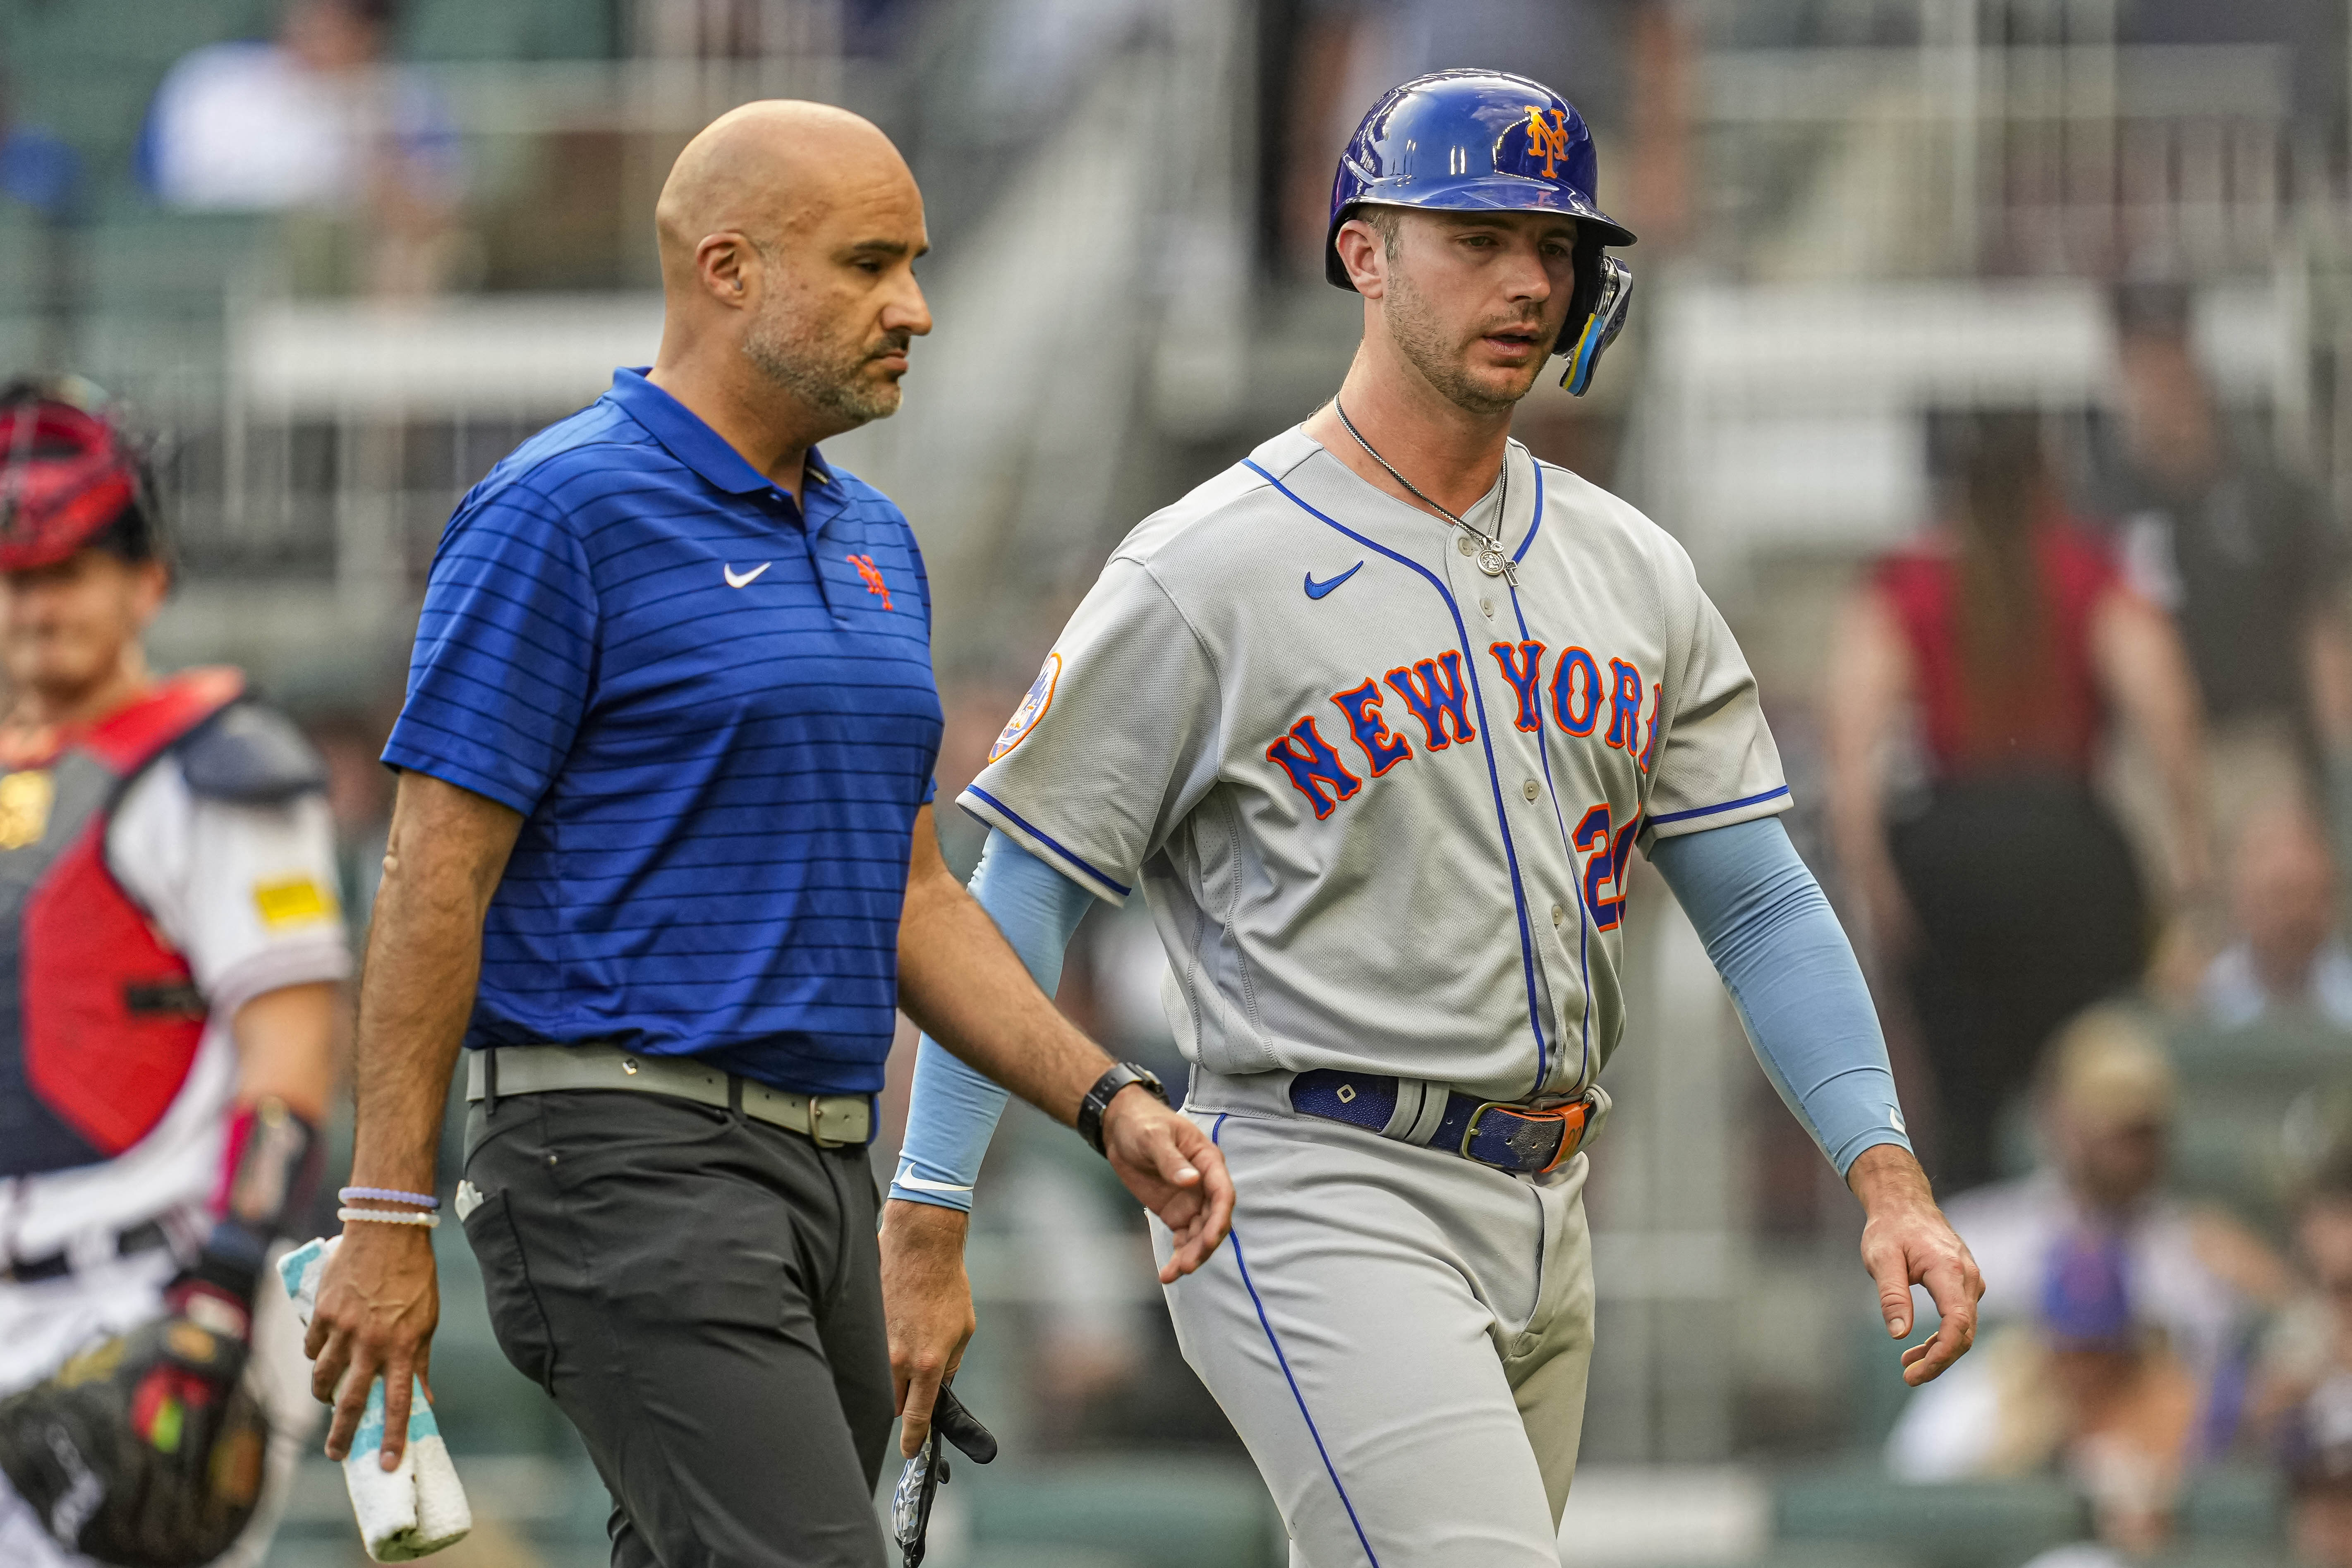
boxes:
[987,653,1061,764]
[253,874,337,929]
[174,702,328,804]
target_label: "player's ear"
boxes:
[127,557,170,622]
[1334,218,1389,300]
[695,231,758,309]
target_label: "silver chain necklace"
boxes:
[1333,399,1515,585]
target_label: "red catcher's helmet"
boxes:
[0,379,146,574]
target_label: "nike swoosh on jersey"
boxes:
[892,1165,974,1194]
[1303,562,1364,600]
[723,562,772,588]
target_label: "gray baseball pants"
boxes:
[1153,1071,1596,1568]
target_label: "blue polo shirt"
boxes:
[383,369,944,1094]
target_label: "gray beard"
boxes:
[742,306,902,427]
[1384,269,1543,417]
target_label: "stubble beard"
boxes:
[1383,266,1547,418]
[742,297,906,428]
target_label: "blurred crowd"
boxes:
[122,0,2352,1516]
[1815,276,2352,1563]
[14,0,2352,1562]
[141,0,464,295]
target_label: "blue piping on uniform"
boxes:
[1648,784,1792,827]
[1245,459,1550,1088]
[961,785,1134,897]
[1511,452,1542,563]
[1212,1114,1383,1568]
[1502,456,1591,1096]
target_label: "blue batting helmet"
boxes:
[1326,70,1636,395]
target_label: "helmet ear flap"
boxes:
[1558,253,1633,397]
[1558,231,1605,356]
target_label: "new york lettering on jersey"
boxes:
[963,427,1788,1104]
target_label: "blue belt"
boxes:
[1288,1070,1592,1175]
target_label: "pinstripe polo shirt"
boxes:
[383,369,944,1094]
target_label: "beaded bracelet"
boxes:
[339,1186,440,1211]
[338,1207,442,1229]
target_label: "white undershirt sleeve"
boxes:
[105,758,353,1018]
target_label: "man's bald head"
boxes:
[654,101,910,282]
[650,100,931,440]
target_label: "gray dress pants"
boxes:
[462,1088,892,1568]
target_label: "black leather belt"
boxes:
[1289,1070,1594,1175]
[1,1218,175,1285]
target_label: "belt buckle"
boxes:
[806,1096,848,1149]
[1459,1098,1590,1175]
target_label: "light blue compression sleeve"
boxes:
[1645,815,1913,1176]
[890,828,1098,1211]
[892,817,1908,1204]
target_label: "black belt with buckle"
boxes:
[1289,1070,1593,1175]
[2,1218,175,1285]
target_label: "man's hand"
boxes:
[1849,1143,1982,1386]
[304,1222,441,1469]
[879,1199,977,1459]
[1101,1090,1233,1283]
[893,807,1233,1281]
[312,771,517,1468]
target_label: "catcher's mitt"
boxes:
[0,1311,269,1568]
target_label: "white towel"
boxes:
[280,1238,473,1562]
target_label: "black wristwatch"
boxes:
[1075,1062,1168,1156]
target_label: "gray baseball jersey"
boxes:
[962,424,1789,1104]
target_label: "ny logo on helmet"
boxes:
[1523,107,1571,180]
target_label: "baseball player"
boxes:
[879,72,1985,1565]
[0,380,348,1568]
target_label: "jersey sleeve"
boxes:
[107,760,352,1018]
[1639,585,1791,845]
[957,558,1222,904]
[381,481,598,815]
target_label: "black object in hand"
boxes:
[891,1383,996,1567]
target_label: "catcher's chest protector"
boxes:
[0,668,243,1177]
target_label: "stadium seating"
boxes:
[1771,1464,2288,1568]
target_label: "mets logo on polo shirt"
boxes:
[988,652,1061,763]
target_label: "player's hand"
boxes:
[879,1198,977,1459]
[1101,1092,1233,1283]
[0,1307,270,1566]
[1848,1143,1982,1386]
[304,1220,439,1470]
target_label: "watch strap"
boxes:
[1077,1062,1166,1155]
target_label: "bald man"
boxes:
[302,103,1231,1568]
